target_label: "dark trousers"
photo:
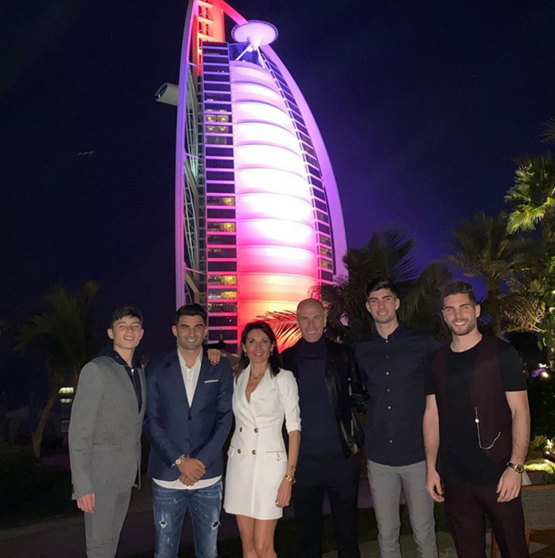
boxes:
[293,454,360,558]
[444,482,529,558]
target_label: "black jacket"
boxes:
[282,338,368,457]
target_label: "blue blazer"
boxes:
[144,350,233,481]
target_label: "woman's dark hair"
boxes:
[236,320,282,378]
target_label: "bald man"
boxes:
[282,299,367,558]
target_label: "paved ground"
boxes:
[1,473,553,558]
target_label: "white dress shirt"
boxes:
[153,350,221,490]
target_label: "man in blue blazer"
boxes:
[144,304,233,558]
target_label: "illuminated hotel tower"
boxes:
[157,0,347,352]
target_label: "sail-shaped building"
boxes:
[158,0,347,352]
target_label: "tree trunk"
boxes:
[32,388,59,459]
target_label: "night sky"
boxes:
[2,0,555,354]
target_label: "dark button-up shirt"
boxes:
[355,324,437,466]
[101,346,143,411]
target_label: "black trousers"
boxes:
[293,453,360,558]
[444,482,529,558]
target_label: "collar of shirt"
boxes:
[364,323,408,343]
[177,349,203,406]
[100,346,141,370]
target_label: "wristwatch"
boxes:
[507,462,525,474]
[174,454,186,467]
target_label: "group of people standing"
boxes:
[68,278,531,558]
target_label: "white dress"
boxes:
[223,365,301,520]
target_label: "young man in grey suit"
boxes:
[144,304,233,558]
[69,306,146,558]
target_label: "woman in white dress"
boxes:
[224,320,301,558]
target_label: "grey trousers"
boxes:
[367,460,437,558]
[84,489,132,558]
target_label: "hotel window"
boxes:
[308,164,321,177]
[208,302,237,313]
[319,246,332,258]
[296,122,309,136]
[321,270,333,282]
[206,170,234,181]
[209,315,238,327]
[309,175,323,188]
[206,158,234,169]
[205,125,231,134]
[203,83,231,92]
[206,147,233,157]
[304,144,316,157]
[315,200,327,211]
[205,103,231,112]
[319,234,331,246]
[207,234,236,245]
[216,114,230,123]
[208,289,237,300]
[207,261,237,273]
[207,222,236,232]
[318,223,330,234]
[313,188,326,201]
[208,329,238,341]
[207,208,235,219]
[207,196,235,206]
[206,136,232,145]
[208,275,237,286]
[206,183,235,193]
[306,154,318,168]
[207,248,237,258]
[203,73,229,82]
[299,131,312,146]
[204,65,229,74]
[205,93,231,103]
[205,114,217,122]
[203,56,228,64]
[316,211,329,223]
[321,259,333,270]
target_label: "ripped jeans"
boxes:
[152,479,222,558]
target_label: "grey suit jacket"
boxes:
[68,355,146,499]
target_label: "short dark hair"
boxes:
[441,281,477,306]
[237,321,282,378]
[365,277,399,299]
[109,306,143,328]
[175,303,207,326]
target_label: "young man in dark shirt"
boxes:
[355,278,437,558]
[424,281,530,558]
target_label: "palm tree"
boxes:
[17,281,99,458]
[506,154,555,243]
[262,229,450,348]
[505,154,555,368]
[539,118,555,144]
[447,212,539,337]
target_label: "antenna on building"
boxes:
[231,20,278,67]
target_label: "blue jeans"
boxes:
[152,479,222,558]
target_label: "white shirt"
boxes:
[153,349,221,491]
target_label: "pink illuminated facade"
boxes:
[174,0,347,351]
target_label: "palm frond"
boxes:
[258,310,301,350]
[539,118,555,144]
